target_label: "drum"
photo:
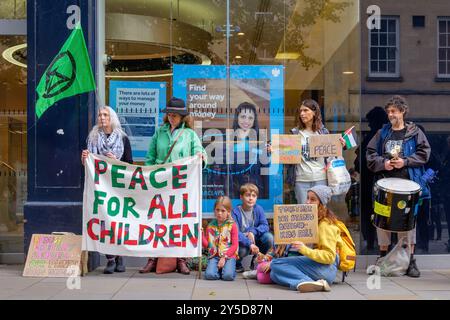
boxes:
[372,178,421,232]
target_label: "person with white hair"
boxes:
[81,106,133,274]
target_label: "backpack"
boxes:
[335,220,357,272]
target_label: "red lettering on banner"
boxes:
[182,193,196,218]
[94,159,108,184]
[154,224,168,248]
[148,194,166,219]
[168,195,181,219]
[172,165,187,189]
[87,218,100,240]
[169,225,182,247]
[100,221,116,244]
[123,224,137,245]
[181,223,198,247]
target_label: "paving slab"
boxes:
[5,282,66,300]
[321,283,366,300]
[51,293,115,300]
[349,282,416,297]
[1,265,450,300]
[389,271,450,291]
[433,270,450,279]
[364,294,420,300]
[113,277,195,300]
[191,288,250,300]
[414,290,450,300]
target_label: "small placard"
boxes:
[271,134,302,164]
[309,134,342,158]
[23,234,82,277]
[273,204,319,244]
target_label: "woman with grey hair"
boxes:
[81,106,133,274]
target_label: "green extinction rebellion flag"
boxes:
[35,23,96,118]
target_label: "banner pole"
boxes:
[197,155,203,279]
[197,156,203,279]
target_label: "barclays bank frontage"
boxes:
[1,0,450,267]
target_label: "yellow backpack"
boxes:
[335,220,357,272]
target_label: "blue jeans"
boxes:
[294,180,327,204]
[270,255,338,290]
[237,232,274,267]
[205,257,236,281]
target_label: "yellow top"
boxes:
[299,218,342,265]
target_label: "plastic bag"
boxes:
[326,157,351,195]
[376,236,411,277]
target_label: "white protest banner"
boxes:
[82,154,202,257]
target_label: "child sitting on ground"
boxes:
[232,183,274,273]
[202,196,239,281]
[244,245,293,284]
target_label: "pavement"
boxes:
[1,264,450,300]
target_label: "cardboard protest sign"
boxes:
[23,234,82,277]
[309,134,342,158]
[273,204,319,244]
[82,154,202,257]
[271,134,302,164]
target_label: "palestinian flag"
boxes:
[341,126,358,150]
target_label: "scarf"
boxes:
[88,129,124,160]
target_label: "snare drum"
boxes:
[372,178,421,232]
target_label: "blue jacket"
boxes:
[366,122,431,199]
[231,204,270,249]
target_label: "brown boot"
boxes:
[176,258,190,275]
[139,258,157,273]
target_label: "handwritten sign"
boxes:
[273,204,319,244]
[23,234,82,277]
[271,134,302,164]
[309,134,342,158]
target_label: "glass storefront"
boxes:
[0,1,26,261]
[2,0,450,259]
[104,0,361,249]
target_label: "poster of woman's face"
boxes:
[173,64,284,214]
[185,78,271,200]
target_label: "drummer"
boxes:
[366,95,431,278]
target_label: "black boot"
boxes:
[406,258,421,278]
[104,258,116,274]
[115,256,126,272]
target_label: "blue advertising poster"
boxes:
[109,81,166,161]
[173,65,284,216]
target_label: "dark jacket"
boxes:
[231,204,270,249]
[366,122,431,199]
[120,136,133,164]
[286,126,329,186]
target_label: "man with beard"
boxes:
[366,95,431,278]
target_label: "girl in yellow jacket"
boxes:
[265,185,342,292]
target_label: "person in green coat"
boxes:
[139,97,207,275]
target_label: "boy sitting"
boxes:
[231,183,274,273]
